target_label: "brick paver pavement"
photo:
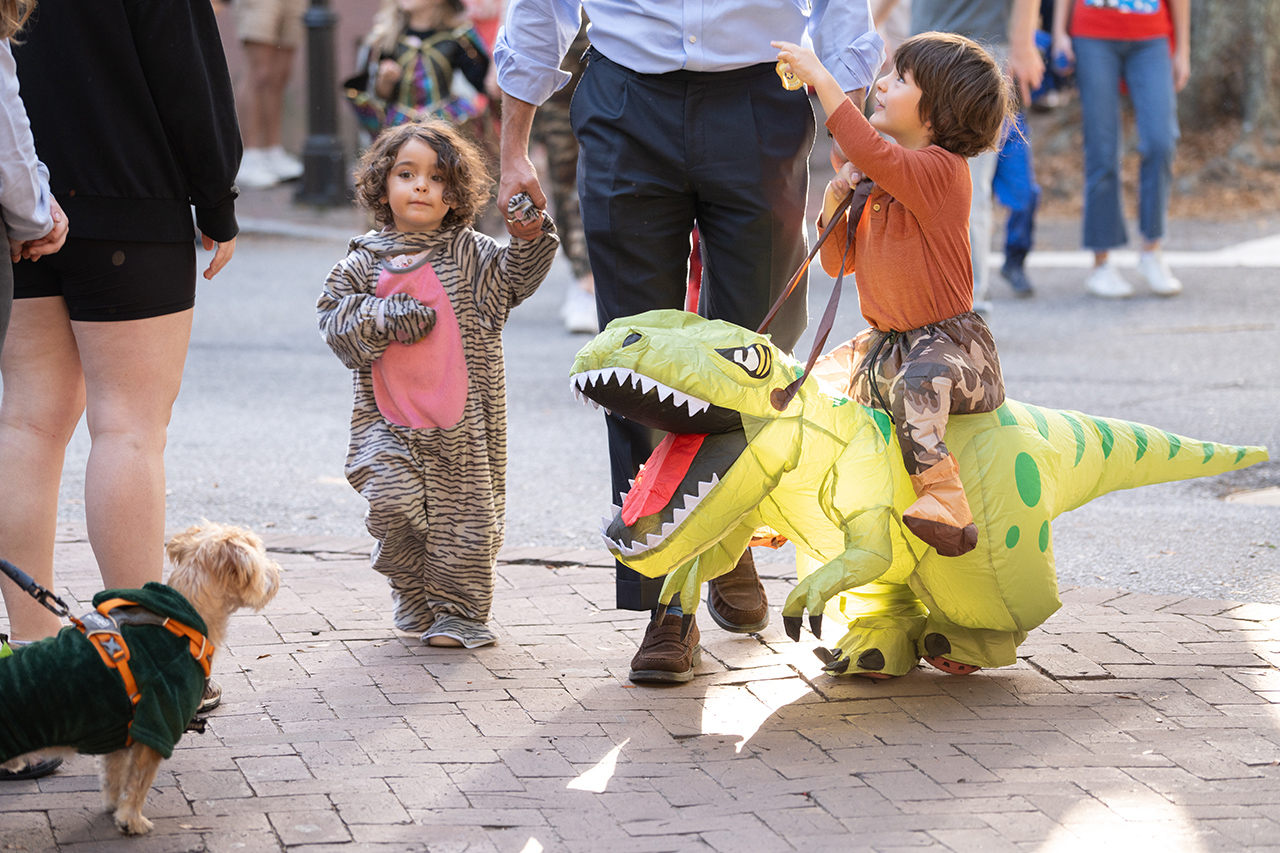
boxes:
[5,524,1280,852]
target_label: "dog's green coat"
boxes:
[0,583,207,760]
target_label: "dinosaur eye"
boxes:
[715,343,772,379]
[623,333,642,346]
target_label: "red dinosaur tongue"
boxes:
[620,433,708,526]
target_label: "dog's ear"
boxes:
[165,526,203,568]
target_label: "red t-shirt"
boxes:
[1069,0,1173,41]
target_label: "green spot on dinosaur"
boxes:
[1027,405,1050,440]
[1132,424,1148,462]
[1202,442,1215,464]
[1006,526,1020,549]
[1165,431,1181,460]
[1061,412,1087,466]
[996,404,1018,427]
[1039,521,1050,553]
[1015,453,1041,507]
[1089,417,1114,459]
[1236,446,1248,464]
[869,407,892,445]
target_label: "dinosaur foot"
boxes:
[818,628,919,679]
[921,632,982,675]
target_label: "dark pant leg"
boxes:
[573,54,700,610]
[690,68,815,354]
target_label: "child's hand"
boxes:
[505,207,546,242]
[770,41,825,90]
[19,200,69,262]
[382,293,437,345]
[828,162,862,201]
[375,60,403,99]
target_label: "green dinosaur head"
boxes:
[570,310,856,570]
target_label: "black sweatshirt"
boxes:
[13,0,242,243]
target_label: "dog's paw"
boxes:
[113,810,153,835]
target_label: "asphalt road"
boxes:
[47,223,1279,605]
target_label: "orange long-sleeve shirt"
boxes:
[819,99,974,333]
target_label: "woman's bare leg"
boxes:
[0,298,86,640]
[73,310,193,589]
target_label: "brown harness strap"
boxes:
[759,179,876,411]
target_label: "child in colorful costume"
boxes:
[346,0,491,135]
[773,32,1014,558]
[318,121,557,648]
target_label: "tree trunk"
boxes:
[1179,0,1280,141]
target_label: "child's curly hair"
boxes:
[894,32,1015,159]
[354,120,492,229]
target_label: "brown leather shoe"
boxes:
[629,613,701,684]
[707,550,769,633]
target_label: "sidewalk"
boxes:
[5,524,1280,852]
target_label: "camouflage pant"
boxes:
[812,312,1005,476]
[530,100,591,280]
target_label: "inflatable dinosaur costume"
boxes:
[570,310,1269,678]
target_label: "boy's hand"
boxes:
[828,162,861,201]
[771,41,825,89]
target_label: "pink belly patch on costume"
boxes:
[372,259,468,429]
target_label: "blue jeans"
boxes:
[993,111,1040,267]
[1073,36,1179,251]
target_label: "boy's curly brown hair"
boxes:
[354,120,492,229]
[894,32,1015,159]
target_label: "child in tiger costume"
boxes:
[318,120,557,648]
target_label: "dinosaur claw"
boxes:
[822,657,850,674]
[678,613,694,642]
[812,646,837,666]
[783,615,802,642]
[809,614,823,640]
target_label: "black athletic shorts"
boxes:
[13,238,196,321]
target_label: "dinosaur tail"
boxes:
[997,401,1269,516]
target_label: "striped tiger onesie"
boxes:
[318,222,558,647]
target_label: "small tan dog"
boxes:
[0,522,280,835]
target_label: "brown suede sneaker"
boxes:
[707,550,769,633]
[629,613,701,684]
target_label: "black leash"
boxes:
[0,558,70,619]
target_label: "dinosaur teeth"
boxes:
[589,399,600,410]
[687,398,711,416]
[671,390,689,410]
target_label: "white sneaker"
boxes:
[1084,262,1134,299]
[1137,250,1183,296]
[265,145,304,182]
[236,148,278,189]
[562,285,598,334]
